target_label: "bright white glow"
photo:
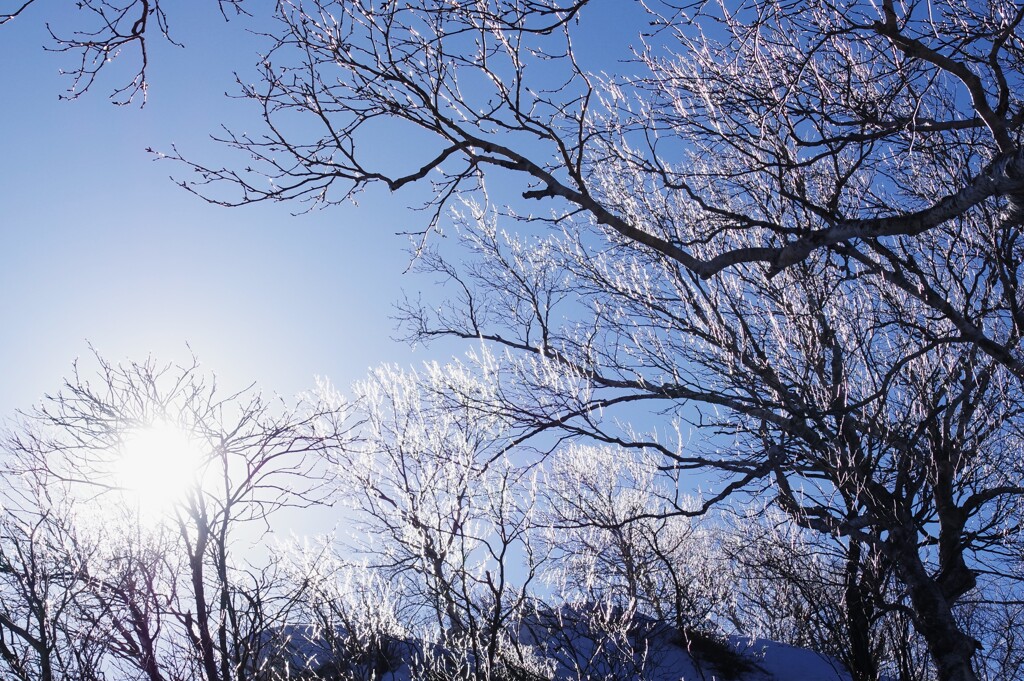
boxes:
[117,421,206,515]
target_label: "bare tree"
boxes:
[954,585,1024,681]
[411,197,1024,680]
[1,351,353,681]
[721,509,900,681]
[164,2,1024,676]
[273,545,413,681]
[2,0,249,104]
[539,444,729,637]
[0,469,105,681]
[319,361,559,680]
[143,0,1024,375]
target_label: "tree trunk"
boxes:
[187,523,220,681]
[843,542,879,681]
[888,530,980,681]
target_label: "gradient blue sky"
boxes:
[0,2,655,429]
[0,4,435,416]
[1,2,717,545]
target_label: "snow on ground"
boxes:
[728,637,852,681]
[259,614,854,680]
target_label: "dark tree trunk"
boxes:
[844,542,880,681]
[888,528,980,681]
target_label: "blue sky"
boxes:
[0,0,741,573]
[0,4,433,416]
[0,1,664,444]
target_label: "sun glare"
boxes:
[117,422,207,515]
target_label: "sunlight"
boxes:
[116,421,207,515]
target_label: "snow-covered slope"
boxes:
[728,637,852,681]
[506,606,853,681]
[258,617,853,680]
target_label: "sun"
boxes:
[116,421,207,515]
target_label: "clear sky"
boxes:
[0,3,434,418]
[0,0,656,420]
